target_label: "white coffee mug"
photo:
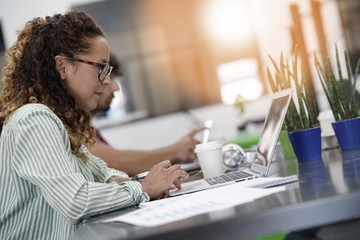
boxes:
[195,141,224,178]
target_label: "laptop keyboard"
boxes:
[205,171,253,186]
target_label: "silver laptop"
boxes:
[170,88,293,196]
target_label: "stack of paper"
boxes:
[104,180,286,227]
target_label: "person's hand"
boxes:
[141,160,189,200]
[172,127,206,164]
[107,176,132,184]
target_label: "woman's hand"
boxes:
[141,160,189,200]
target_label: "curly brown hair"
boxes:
[0,10,105,162]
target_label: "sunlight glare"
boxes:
[202,0,252,44]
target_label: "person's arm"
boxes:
[14,106,188,223]
[89,127,205,176]
[85,147,188,200]
[13,107,149,224]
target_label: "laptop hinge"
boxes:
[249,163,267,175]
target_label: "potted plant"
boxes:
[266,54,295,159]
[314,45,360,150]
[267,49,321,162]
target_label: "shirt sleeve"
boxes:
[11,107,149,225]
[82,145,129,183]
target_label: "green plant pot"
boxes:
[279,130,296,159]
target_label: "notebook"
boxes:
[170,88,295,197]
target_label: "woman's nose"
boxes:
[101,74,112,86]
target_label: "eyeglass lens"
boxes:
[99,64,113,81]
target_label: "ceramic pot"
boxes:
[332,117,360,150]
[288,127,321,162]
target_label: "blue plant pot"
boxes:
[288,127,322,162]
[332,117,360,150]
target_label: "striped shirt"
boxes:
[0,104,149,240]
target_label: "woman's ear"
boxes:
[54,55,67,80]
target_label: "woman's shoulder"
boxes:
[14,103,53,116]
[9,103,60,126]
[17,103,51,111]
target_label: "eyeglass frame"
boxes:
[64,57,113,82]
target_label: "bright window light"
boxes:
[217,58,263,104]
[201,0,252,45]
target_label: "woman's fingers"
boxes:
[158,160,172,168]
[142,160,189,199]
[167,165,189,180]
[158,162,189,181]
[166,164,181,173]
[172,178,182,189]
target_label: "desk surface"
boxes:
[70,147,360,240]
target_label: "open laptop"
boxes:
[170,88,294,196]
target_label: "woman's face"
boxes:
[63,36,112,111]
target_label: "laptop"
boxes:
[170,88,294,197]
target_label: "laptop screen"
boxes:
[250,89,292,174]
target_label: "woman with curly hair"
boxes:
[0,10,188,239]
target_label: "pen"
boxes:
[132,175,140,181]
[132,171,148,181]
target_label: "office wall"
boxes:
[0,0,349,116]
[0,0,100,93]
[74,0,262,116]
[74,0,346,116]
[0,0,99,49]
[337,0,360,71]
[249,0,345,111]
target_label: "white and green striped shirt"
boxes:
[0,104,149,239]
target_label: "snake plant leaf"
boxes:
[335,47,351,118]
[314,53,339,120]
[345,51,360,118]
[335,45,344,83]
[289,99,303,131]
[266,67,278,93]
[301,66,315,127]
[325,49,346,120]
[315,45,360,121]
[268,54,281,73]
[267,51,318,131]
[352,58,360,117]
[353,58,360,93]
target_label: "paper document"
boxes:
[104,180,286,227]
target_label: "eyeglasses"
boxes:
[65,57,113,82]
